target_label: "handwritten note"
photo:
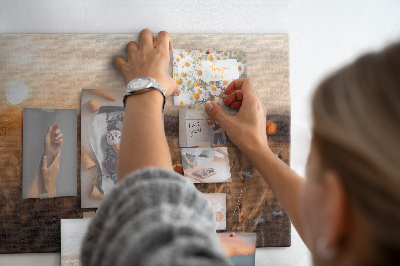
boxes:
[188,121,202,137]
[199,59,239,82]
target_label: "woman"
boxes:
[81,29,400,266]
[201,113,225,146]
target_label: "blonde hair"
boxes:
[312,42,400,265]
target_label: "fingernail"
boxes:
[177,86,182,94]
[206,102,214,111]
[43,156,47,159]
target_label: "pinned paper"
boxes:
[205,193,227,230]
[179,109,226,148]
[22,108,77,199]
[61,219,92,265]
[181,147,231,183]
[173,49,247,106]
[218,233,256,266]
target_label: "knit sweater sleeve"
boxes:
[80,167,232,266]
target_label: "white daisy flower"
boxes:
[237,62,245,76]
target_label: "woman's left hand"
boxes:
[41,151,61,197]
[113,29,180,96]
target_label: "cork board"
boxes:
[0,34,290,253]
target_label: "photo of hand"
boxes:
[44,124,63,160]
[41,151,61,198]
[26,124,63,198]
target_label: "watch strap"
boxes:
[123,78,166,110]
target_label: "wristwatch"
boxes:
[123,77,166,110]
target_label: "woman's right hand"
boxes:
[205,78,269,155]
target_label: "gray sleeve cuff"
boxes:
[81,167,232,266]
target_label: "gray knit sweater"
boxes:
[81,167,232,266]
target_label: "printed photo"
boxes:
[219,233,257,266]
[205,193,227,230]
[179,109,228,148]
[81,89,124,208]
[182,147,231,183]
[89,108,124,195]
[61,219,92,266]
[22,108,77,199]
[173,49,247,106]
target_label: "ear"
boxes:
[321,171,350,250]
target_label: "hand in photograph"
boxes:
[44,124,63,165]
[26,124,64,198]
[41,151,61,197]
[182,154,197,167]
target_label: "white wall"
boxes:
[1,0,400,265]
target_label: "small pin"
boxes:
[230,232,235,237]
[206,49,211,54]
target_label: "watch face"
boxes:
[130,77,151,90]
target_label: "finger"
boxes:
[230,101,243,109]
[224,78,255,97]
[165,78,179,97]
[56,139,63,146]
[205,102,231,129]
[45,126,52,138]
[224,79,245,95]
[223,90,243,105]
[54,129,61,135]
[125,41,139,60]
[52,124,59,132]
[223,94,234,105]
[55,133,63,141]
[171,85,182,96]
[42,156,48,171]
[113,56,127,73]
[155,31,172,52]
[139,29,155,52]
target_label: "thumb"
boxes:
[205,102,231,128]
[45,126,52,138]
[42,156,48,171]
